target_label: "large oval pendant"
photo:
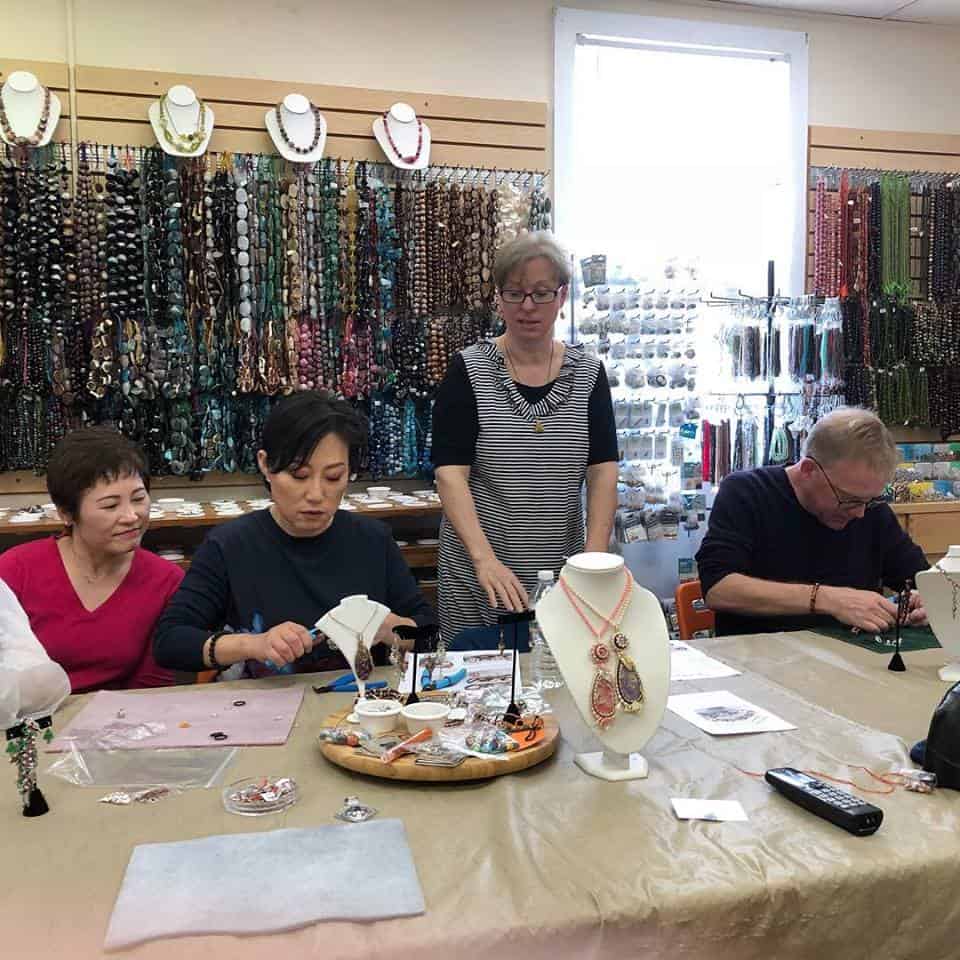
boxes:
[616,652,644,712]
[355,637,374,681]
[590,669,618,729]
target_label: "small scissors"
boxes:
[312,674,388,694]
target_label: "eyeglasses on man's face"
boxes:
[807,456,886,511]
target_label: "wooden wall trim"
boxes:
[73,64,548,168]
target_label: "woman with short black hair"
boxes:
[0,427,183,693]
[154,391,435,676]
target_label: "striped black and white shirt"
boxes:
[432,339,617,641]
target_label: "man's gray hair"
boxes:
[493,231,572,290]
[802,407,899,479]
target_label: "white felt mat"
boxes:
[104,819,425,950]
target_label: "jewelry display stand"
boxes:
[265,94,327,163]
[148,84,215,158]
[0,71,61,148]
[372,102,431,171]
[315,595,390,698]
[916,546,960,682]
[0,580,70,815]
[535,552,670,782]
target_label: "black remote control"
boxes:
[764,767,883,836]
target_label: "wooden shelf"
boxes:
[890,501,960,515]
[0,501,441,538]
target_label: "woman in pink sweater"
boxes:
[0,428,183,693]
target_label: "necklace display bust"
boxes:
[266,93,327,163]
[535,552,670,779]
[372,102,431,171]
[315,595,390,697]
[916,546,960,682]
[0,71,60,148]
[148,84,214,158]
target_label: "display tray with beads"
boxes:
[317,709,559,782]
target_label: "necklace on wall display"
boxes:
[382,112,424,165]
[0,85,52,146]
[327,608,379,680]
[559,571,644,729]
[158,94,208,152]
[274,102,323,155]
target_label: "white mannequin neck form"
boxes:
[373,101,430,171]
[314,594,390,698]
[265,92,327,163]
[916,545,960,682]
[0,71,61,148]
[535,552,671,780]
[148,84,214,158]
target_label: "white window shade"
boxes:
[555,9,809,296]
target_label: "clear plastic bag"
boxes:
[47,724,237,789]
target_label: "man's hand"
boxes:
[818,586,900,633]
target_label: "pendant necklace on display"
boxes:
[158,94,208,152]
[381,112,424,165]
[0,85,52,147]
[502,340,554,434]
[274,102,323,155]
[326,608,380,680]
[559,570,644,729]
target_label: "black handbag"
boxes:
[922,681,960,790]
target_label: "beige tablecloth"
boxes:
[3,631,959,960]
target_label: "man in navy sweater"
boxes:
[696,408,929,637]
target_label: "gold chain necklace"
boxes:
[502,339,555,434]
[158,94,207,151]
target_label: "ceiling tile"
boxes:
[886,0,960,24]
[707,0,897,17]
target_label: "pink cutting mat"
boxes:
[46,687,305,752]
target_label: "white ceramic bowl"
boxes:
[354,699,402,737]
[400,701,450,737]
[367,486,391,498]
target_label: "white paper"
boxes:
[670,640,741,681]
[398,650,516,697]
[667,690,796,735]
[671,798,748,822]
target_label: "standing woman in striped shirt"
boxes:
[432,232,619,642]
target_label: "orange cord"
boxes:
[735,764,901,796]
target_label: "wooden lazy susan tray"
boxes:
[317,710,559,782]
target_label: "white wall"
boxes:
[2,0,959,133]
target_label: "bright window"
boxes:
[555,9,809,296]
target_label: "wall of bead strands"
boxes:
[810,166,960,435]
[0,142,550,477]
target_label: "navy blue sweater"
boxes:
[696,467,927,636]
[154,509,435,672]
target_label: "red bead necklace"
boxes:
[382,112,424,165]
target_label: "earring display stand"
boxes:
[395,623,438,705]
[496,611,534,723]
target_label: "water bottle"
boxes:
[530,570,564,691]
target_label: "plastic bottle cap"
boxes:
[538,570,555,582]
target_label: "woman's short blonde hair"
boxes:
[493,231,572,291]
[802,407,899,479]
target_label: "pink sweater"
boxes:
[0,537,183,693]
